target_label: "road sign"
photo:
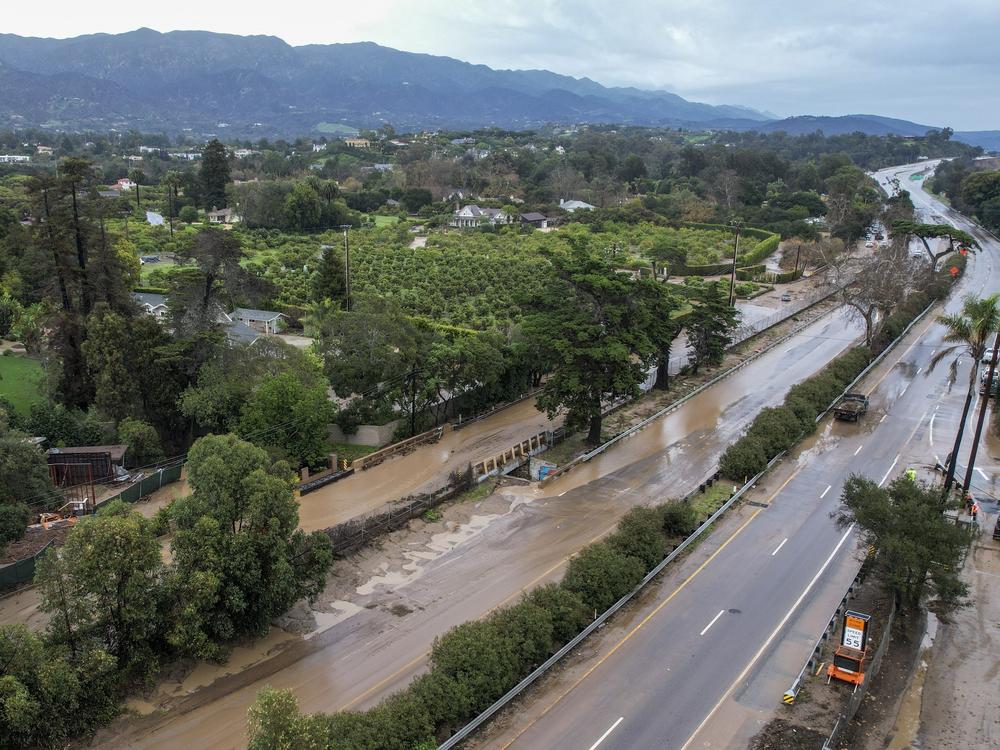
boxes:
[841,610,871,651]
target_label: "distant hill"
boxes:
[0,28,767,136]
[703,113,999,151]
[0,29,995,151]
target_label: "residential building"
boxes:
[231,307,286,334]
[114,177,136,191]
[125,155,144,162]
[133,292,169,320]
[225,321,262,346]
[35,145,53,155]
[343,137,371,149]
[172,152,202,160]
[233,148,258,158]
[138,145,159,154]
[449,205,513,229]
[206,207,239,224]
[519,212,549,229]
[312,143,326,152]
[0,155,30,163]
[558,198,596,212]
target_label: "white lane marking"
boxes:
[916,367,922,375]
[879,414,887,423]
[929,413,936,445]
[854,445,864,456]
[879,454,900,487]
[700,609,726,636]
[820,484,832,499]
[588,717,624,750]
[976,468,989,481]
[900,384,909,397]
[771,538,788,556]
[680,524,856,750]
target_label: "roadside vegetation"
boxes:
[0,122,982,747]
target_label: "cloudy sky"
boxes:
[8,0,1000,130]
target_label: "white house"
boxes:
[0,155,30,163]
[207,207,240,224]
[558,198,596,212]
[312,143,326,152]
[231,307,285,335]
[133,292,169,321]
[449,205,513,229]
[114,178,137,191]
[234,149,258,158]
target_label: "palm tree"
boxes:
[929,293,1000,493]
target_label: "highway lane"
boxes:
[485,161,1000,750]
[105,298,866,748]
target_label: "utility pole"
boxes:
[728,219,743,307]
[339,224,352,312]
[794,243,802,275]
[962,333,1000,494]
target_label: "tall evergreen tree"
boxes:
[200,139,231,211]
[686,282,739,374]
[311,244,346,306]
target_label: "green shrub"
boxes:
[428,618,523,717]
[719,434,769,481]
[117,417,164,468]
[322,691,435,750]
[491,602,556,669]
[562,542,645,614]
[0,502,30,549]
[522,584,590,645]
[747,406,801,456]
[607,506,668,570]
[661,502,700,538]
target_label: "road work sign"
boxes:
[841,610,871,651]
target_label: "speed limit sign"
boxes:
[842,610,870,651]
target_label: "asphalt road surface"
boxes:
[483,160,1000,750]
[102,161,990,750]
[105,298,865,748]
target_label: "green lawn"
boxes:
[0,355,44,414]
[372,214,402,227]
[330,442,379,464]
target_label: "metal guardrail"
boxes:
[439,293,941,749]
[437,458,781,750]
[781,301,938,705]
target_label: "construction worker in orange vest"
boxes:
[971,501,979,523]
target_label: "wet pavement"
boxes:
[480,160,1000,750]
[98,301,866,749]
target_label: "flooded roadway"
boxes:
[296,397,557,531]
[100,304,866,749]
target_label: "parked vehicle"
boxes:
[834,393,870,421]
[979,379,999,397]
[993,516,1000,541]
[780,292,792,302]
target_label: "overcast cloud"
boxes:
[8,0,1000,130]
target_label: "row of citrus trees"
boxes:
[247,254,966,750]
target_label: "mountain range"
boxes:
[0,28,997,150]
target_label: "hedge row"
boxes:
[736,264,767,281]
[248,503,701,749]
[681,231,781,276]
[765,267,804,284]
[738,234,781,266]
[718,255,965,481]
